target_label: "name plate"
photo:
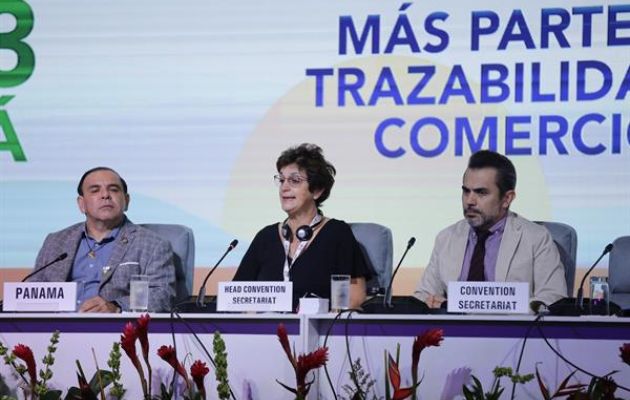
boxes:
[217,281,292,312]
[3,282,78,312]
[447,281,529,314]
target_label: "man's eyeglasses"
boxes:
[274,174,308,188]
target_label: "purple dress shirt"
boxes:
[458,216,507,281]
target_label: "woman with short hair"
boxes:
[233,143,370,310]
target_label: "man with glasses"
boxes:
[414,150,566,311]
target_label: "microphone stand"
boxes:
[576,244,613,309]
[384,237,415,308]
[361,237,428,314]
[175,240,238,313]
[549,243,617,316]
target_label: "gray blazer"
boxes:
[414,212,567,307]
[31,219,176,312]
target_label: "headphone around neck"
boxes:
[281,217,323,242]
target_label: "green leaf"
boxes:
[535,365,551,400]
[275,379,298,395]
[159,383,173,400]
[88,369,114,392]
[463,375,486,400]
[63,387,80,400]
[40,390,62,400]
[462,385,474,400]
[491,386,505,400]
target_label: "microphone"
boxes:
[576,243,613,309]
[196,239,238,308]
[361,237,428,314]
[548,243,618,316]
[22,253,68,282]
[383,237,416,308]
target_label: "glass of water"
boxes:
[330,274,351,312]
[130,274,149,312]
[589,276,610,315]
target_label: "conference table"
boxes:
[1,312,628,399]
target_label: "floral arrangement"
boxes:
[385,328,444,400]
[532,344,630,400]
[276,322,328,400]
[0,330,62,399]
[463,366,533,400]
[1,318,628,399]
[461,343,630,399]
[122,314,214,400]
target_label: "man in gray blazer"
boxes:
[414,151,566,310]
[31,167,176,312]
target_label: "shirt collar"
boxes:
[82,223,123,244]
[470,214,508,240]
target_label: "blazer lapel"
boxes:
[58,225,84,281]
[100,221,134,285]
[495,213,522,281]
[448,221,470,281]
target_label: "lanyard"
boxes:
[281,213,323,281]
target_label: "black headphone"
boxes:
[281,217,323,242]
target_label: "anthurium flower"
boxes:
[157,345,190,388]
[190,359,210,400]
[388,354,414,400]
[12,344,37,385]
[620,343,630,365]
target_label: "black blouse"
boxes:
[233,219,371,307]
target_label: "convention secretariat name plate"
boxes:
[3,282,77,312]
[447,281,529,314]
[217,282,293,312]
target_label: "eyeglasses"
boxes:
[274,174,308,188]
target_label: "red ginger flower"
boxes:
[120,321,148,397]
[190,360,210,400]
[412,328,443,380]
[296,347,328,388]
[277,323,296,368]
[12,344,37,385]
[620,343,630,365]
[276,323,328,398]
[120,322,142,369]
[157,345,190,387]
[136,313,151,360]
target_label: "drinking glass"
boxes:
[589,276,610,315]
[330,274,351,312]
[130,274,149,312]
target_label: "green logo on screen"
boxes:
[0,0,34,162]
